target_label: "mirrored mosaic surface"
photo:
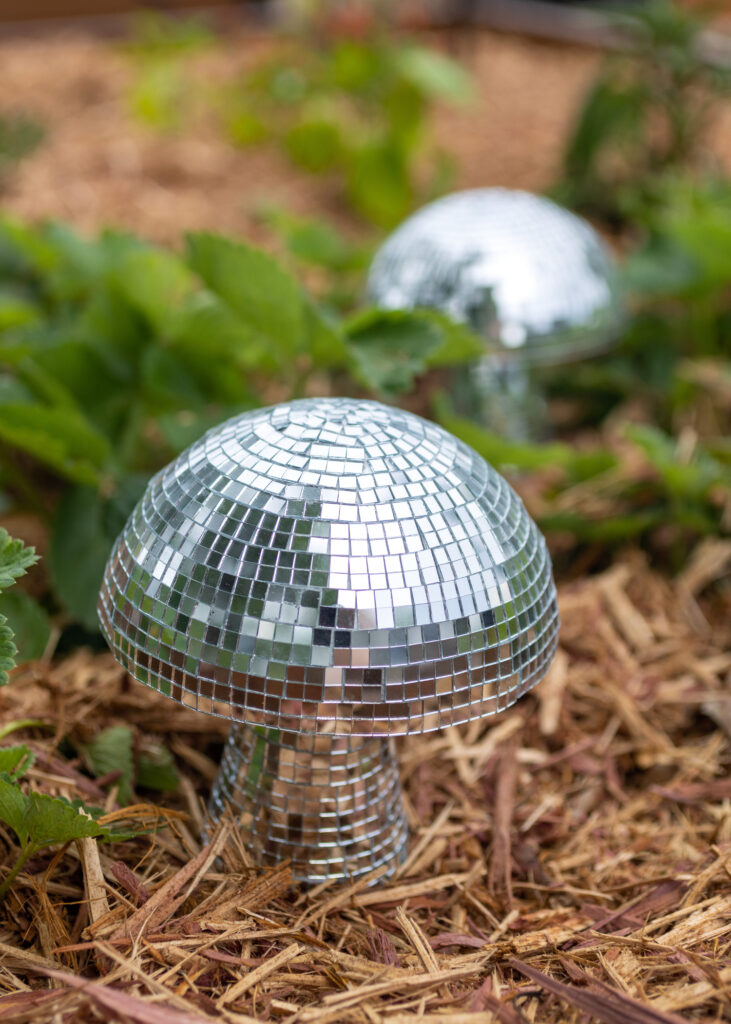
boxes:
[209,727,408,882]
[367,188,624,364]
[99,398,559,736]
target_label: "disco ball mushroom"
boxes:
[99,398,559,883]
[367,188,624,437]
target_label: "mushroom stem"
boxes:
[465,355,547,440]
[209,725,409,883]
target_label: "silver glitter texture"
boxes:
[367,188,623,363]
[99,397,559,738]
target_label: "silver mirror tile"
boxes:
[99,398,559,735]
[367,188,623,365]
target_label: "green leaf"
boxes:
[85,725,134,805]
[112,246,198,333]
[49,477,146,631]
[23,789,107,847]
[303,297,349,371]
[345,309,481,396]
[0,402,110,486]
[0,290,40,333]
[396,47,473,104]
[0,528,37,591]
[436,397,617,479]
[137,743,178,792]
[346,141,412,228]
[0,592,50,663]
[186,233,306,357]
[0,617,18,688]
[285,116,342,173]
[0,776,30,847]
[262,207,368,272]
[0,744,35,780]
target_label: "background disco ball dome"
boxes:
[367,188,624,364]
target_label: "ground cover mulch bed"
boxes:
[0,547,729,1023]
[0,25,600,248]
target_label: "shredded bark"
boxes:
[0,556,728,1022]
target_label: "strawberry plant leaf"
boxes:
[137,743,178,792]
[0,776,30,847]
[0,744,35,779]
[85,725,134,805]
[0,529,37,592]
[0,592,51,663]
[186,232,306,357]
[0,617,18,687]
[23,790,107,846]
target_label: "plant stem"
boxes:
[0,719,51,741]
[0,842,37,902]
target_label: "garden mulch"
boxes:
[0,546,729,1023]
[0,25,606,246]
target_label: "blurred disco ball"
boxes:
[367,188,624,366]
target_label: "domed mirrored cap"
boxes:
[367,188,624,363]
[99,398,559,735]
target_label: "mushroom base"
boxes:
[466,356,548,441]
[208,725,409,884]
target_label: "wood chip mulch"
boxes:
[0,545,729,1023]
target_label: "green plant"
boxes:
[557,1,731,223]
[228,25,471,226]
[122,12,214,131]
[0,529,38,685]
[437,398,729,570]
[0,742,152,901]
[0,113,45,187]
[0,217,480,637]
[258,205,372,312]
[85,725,178,805]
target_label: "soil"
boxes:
[1,26,600,246]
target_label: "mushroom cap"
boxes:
[367,188,624,364]
[99,398,559,735]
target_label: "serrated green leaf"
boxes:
[85,725,134,805]
[0,745,35,779]
[111,246,198,333]
[0,616,17,687]
[0,592,50,664]
[23,790,107,846]
[345,309,445,395]
[186,233,306,358]
[0,402,110,485]
[0,776,30,847]
[0,528,37,591]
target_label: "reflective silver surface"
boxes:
[99,398,559,737]
[209,727,408,883]
[367,188,623,364]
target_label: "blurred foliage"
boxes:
[122,12,215,131]
[225,20,471,226]
[0,113,45,188]
[123,10,472,226]
[256,204,373,313]
[0,217,478,638]
[556,0,731,223]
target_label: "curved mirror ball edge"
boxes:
[367,188,625,439]
[99,398,560,883]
